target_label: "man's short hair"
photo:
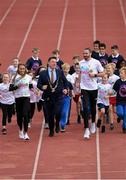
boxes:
[48,56,57,62]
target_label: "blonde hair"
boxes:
[120,67,126,74]
[105,63,116,70]
[62,63,70,70]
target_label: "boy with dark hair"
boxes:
[52,49,64,69]
[91,40,101,59]
[96,43,108,67]
[108,45,125,69]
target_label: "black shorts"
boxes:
[97,103,109,114]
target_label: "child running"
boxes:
[113,67,126,133]
[0,73,15,134]
[105,63,119,128]
[97,74,112,132]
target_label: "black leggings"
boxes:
[16,97,30,132]
[1,103,14,126]
[81,89,98,128]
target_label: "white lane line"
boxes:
[31,119,45,180]
[57,0,69,49]
[31,1,69,180]
[0,0,16,26]
[119,0,126,27]
[17,0,43,58]
[92,0,96,41]
[92,0,101,179]
[96,128,101,180]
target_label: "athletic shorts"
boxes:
[97,103,109,114]
[109,96,116,105]
[73,94,81,103]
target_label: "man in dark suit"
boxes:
[37,56,68,137]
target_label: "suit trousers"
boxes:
[45,95,63,133]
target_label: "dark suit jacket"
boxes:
[37,68,68,100]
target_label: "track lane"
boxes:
[0,0,67,179]
[60,0,94,63]
[0,1,45,179]
[0,0,16,27]
[0,0,40,71]
[20,0,66,63]
[35,0,98,179]
[95,0,126,56]
[95,0,126,179]
[0,0,14,20]
[1,1,126,179]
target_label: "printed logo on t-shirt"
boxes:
[80,66,89,75]
[98,85,107,99]
[112,58,118,64]
[119,84,126,97]
[32,62,39,71]
[99,58,107,67]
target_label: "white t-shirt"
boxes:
[79,58,104,90]
[66,74,73,84]
[108,74,119,86]
[13,74,32,98]
[71,72,79,84]
[108,74,120,97]
[97,83,112,106]
[30,79,42,103]
[71,72,81,94]
[7,65,17,77]
[0,83,15,104]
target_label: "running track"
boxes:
[0,0,126,179]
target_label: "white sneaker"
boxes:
[90,122,96,134]
[24,133,30,140]
[44,123,49,129]
[83,128,90,139]
[19,130,24,139]
[28,123,31,128]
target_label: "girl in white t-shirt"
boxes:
[10,64,32,140]
[71,63,82,124]
[0,73,15,134]
[7,57,19,78]
[97,74,112,133]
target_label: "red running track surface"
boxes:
[0,0,126,179]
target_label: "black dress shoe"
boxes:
[123,128,126,133]
[55,126,60,133]
[49,131,54,137]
